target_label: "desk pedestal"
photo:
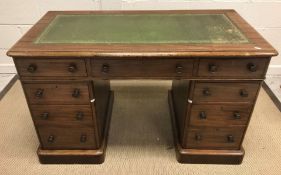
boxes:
[37,91,114,164]
[168,90,245,164]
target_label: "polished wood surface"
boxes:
[7,10,278,164]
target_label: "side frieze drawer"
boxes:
[15,58,87,77]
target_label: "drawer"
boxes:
[38,126,98,149]
[189,104,252,127]
[23,83,90,105]
[185,126,245,149]
[15,58,87,77]
[91,58,194,78]
[92,59,141,78]
[141,59,194,78]
[197,58,269,78]
[193,82,260,103]
[30,105,94,127]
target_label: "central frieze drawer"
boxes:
[38,126,98,150]
[92,59,141,77]
[185,126,246,149]
[91,58,194,78]
[15,58,87,77]
[23,83,90,105]
[197,58,269,78]
[193,81,260,103]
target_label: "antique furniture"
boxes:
[7,10,278,164]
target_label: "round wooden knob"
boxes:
[40,112,49,120]
[208,64,218,73]
[227,135,234,143]
[175,64,183,74]
[247,63,257,72]
[76,112,84,120]
[240,89,248,97]
[68,63,77,73]
[35,89,44,98]
[199,111,207,119]
[101,64,109,74]
[203,88,211,96]
[80,134,87,143]
[233,112,241,119]
[27,64,37,73]
[195,134,202,141]
[72,88,80,98]
[48,135,55,143]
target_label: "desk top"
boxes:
[7,10,277,57]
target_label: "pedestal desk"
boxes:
[7,10,278,164]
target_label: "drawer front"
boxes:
[197,58,269,78]
[92,59,141,77]
[23,83,90,105]
[15,58,87,77]
[38,126,98,149]
[185,126,245,149]
[92,58,194,78]
[193,82,260,103]
[190,104,252,127]
[141,59,193,78]
[30,105,94,127]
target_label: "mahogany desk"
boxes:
[7,10,278,164]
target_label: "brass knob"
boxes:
[247,63,257,72]
[76,112,84,120]
[195,134,202,141]
[72,88,80,98]
[27,64,37,73]
[35,89,44,98]
[175,64,183,74]
[208,64,218,73]
[240,89,248,97]
[40,112,49,120]
[199,111,207,119]
[203,88,211,96]
[68,63,77,73]
[80,134,87,143]
[48,135,55,143]
[233,112,241,119]
[227,135,234,143]
[101,64,109,74]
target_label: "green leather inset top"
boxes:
[34,14,249,44]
